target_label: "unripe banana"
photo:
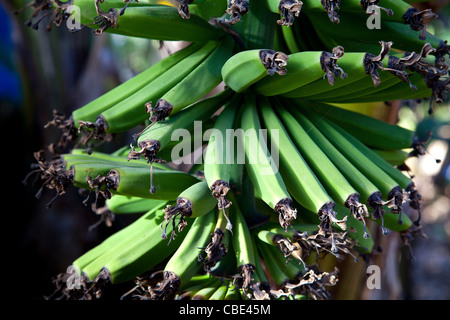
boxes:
[70,0,223,41]
[74,200,169,281]
[258,96,348,237]
[298,106,408,228]
[303,101,417,150]
[105,194,167,214]
[77,40,218,138]
[270,97,368,236]
[203,93,241,231]
[221,49,289,93]
[148,212,217,299]
[149,35,234,123]
[135,88,233,156]
[253,46,347,96]
[71,42,203,126]
[161,180,218,241]
[240,94,297,229]
[97,212,191,285]
[283,101,388,233]
[228,191,257,293]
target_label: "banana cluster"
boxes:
[21,0,449,300]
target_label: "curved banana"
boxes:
[240,94,297,229]
[221,49,289,93]
[71,42,203,126]
[258,96,348,236]
[253,46,347,96]
[160,180,218,241]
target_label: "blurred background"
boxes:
[2,0,449,300]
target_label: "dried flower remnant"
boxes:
[274,198,297,230]
[77,115,114,153]
[133,99,174,140]
[24,150,74,208]
[402,43,449,113]
[434,41,450,72]
[363,41,408,87]
[225,0,249,25]
[405,183,422,226]
[201,228,228,273]
[44,269,92,300]
[44,110,78,152]
[161,197,193,242]
[345,193,370,239]
[259,49,289,76]
[403,7,438,41]
[284,267,339,300]
[15,0,73,31]
[127,140,165,194]
[235,264,255,294]
[277,0,303,27]
[85,169,120,209]
[175,0,194,19]
[211,180,233,231]
[317,202,347,242]
[91,0,119,35]
[360,0,393,17]
[320,46,347,86]
[250,282,271,300]
[147,271,181,300]
[367,191,388,234]
[272,234,298,258]
[320,0,340,23]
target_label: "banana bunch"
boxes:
[22,0,448,301]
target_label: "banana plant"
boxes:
[18,0,448,300]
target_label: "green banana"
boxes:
[301,101,417,150]
[148,211,217,299]
[221,48,289,93]
[228,0,275,49]
[73,200,169,281]
[258,96,347,235]
[283,102,388,233]
[149,35,234,124]
[78,40,219,137]
[203,94,241,231]
[372,149,410,167]
[266,0,303,26]
[307,7,444,54]
[229,191,257,293]
[340,0,438,40]
[71,0,223,41]
[160,180,218,241]
[253,46,347,96]
[280,51,371,98]
[96,212,190,285]
[105,194,167,215]
[240,94,297,229]
[271,97,368,232]
[298,106,408,226]
[134,88,233,158]
[71,42,203,127]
